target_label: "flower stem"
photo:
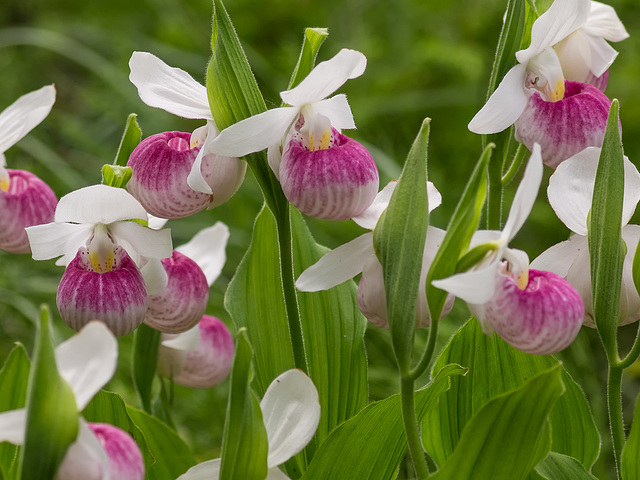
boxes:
[410,316,439,381]
[501,143,528,186]
[618,324,640,369]
[400,375,430,479]
[607,363,625,480]
[275,203,309,375]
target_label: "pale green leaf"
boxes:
[114,113,142,166]
[535,452,598,480]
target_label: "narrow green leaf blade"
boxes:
[286,27,329,91]
[536,452,598,480]
[0,345,30,479]
[219,329,268,480]
[431,366,564,480]
[114,113,142,166]
[300,364,466,480]
[622,392,640,480]
[132,323,161,414]
[373,119,430,370]
[19,306,78,480]
[589,99,625,361]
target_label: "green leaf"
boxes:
[426,145,491,320]
[114,113,142,166]
[589,99,625,362]
[535,452,598,480]
[0,345,30,479]
[132,323,162,414]
[101,164,133,188]
[82,390,155,477]
[19,305,79,480]
[219,328,268,480]
[422,319,600,470]
[300,364,465,480]
[373,119,430,371]
[225,206,368,474]
[431,366,564,480]
[127,405,198,480]
[622,391,640,480]
[286,27,329,92]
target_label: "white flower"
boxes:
[177,369,320,480]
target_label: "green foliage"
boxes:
[114,113,142,166]
[622,393,640,480]
[535,453,599,480]
[132,323,162,413]
[286,28,329,92]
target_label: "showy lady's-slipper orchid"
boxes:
[145,222,230,334]
[0,85,58,254]
[469,0,620,168]
[532,147,640,327]
[25,185,173,336]
[296,181,453,328]
[128,52,246,209]
[433,144,585,355]
[553,1,629,91]
[177,369,320,480]
[207,49,379,220]
[0,322,145,480]
[157,315,234,389]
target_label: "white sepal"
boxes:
[311,94,356,130]
[176,222,229,286]
[0,408,27,444]
[128,52,212,120]
[260,369,321,468]
[55,185,148,224]
[176,459,221,480]
[161,324,201,352]
[110,221,173,263]
[583,1,629,42]
[431,261,499,305]
[140,258,169,295]
[26,222,93,264]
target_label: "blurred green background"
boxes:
[1,0,640,477]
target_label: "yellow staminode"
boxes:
[88,224,116,273]
[550,79,565,103]
[309,128,332,151]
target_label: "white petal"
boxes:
[280,49,366,106]
[109,222,173,263]
[260,369,320,468]
[502,143,543,243]
[583,1,629,42]
[0,409,26,444]
[517,0,590,64]
[470,230,502,249]
[187,135,214,195]
[431,261,499,305]
[176,459,220,480]
[55,185,148,224]
[147,214,169,230]
[176,222,229,286]
[207,108,299,158]
[0,85,55,154]
[295,233,374,291]
[140,258,169,295]
[267,142,283,179]
[129,52,212,120]
[468,64,528,134]
[55,322,118,411]
[585,35,618,78]
[26,222,93,263]
[161,324,201,352]
[352,181,397,229]
[312,95,356,130]
[266,467,292,480]
[531,234,586,277]
[57,420,109,480]
[427,181,443,212]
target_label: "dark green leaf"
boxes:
[301,364,465,480]
[535,452,598,480]
[589,99,625,361]
[132,323,162,413]
[373,119,430,371]
[431,366,564,480]
[219,329,268,480]
[19,305,78,480]
[622,391,640,480]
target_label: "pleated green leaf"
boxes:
[431,366,564,480]
[423,319,599,470]
[589,99,625,361]
[535,452,598,480]
[225,206,368,473]
[286,27,329,91]
[19,306,78,480]
[219,329,268,480]
[300,364,465,480]
[622,391,640,480]
[0,345,30,479]
[114,113,142,166]
[132,323,162,413]
[373,119,430,371]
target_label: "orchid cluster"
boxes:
[2,0,640,479]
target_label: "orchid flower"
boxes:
[0,322,144,480]
[145,222,230,333]
[25,185,173,336]
[296,180,452,328]
[433,144,584,355]
[469,0,624,168]
[177,369,320,480]
[0,85,58,253]
[128,52,246,208]
[207,48,379,220]
[532,147,640,327]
